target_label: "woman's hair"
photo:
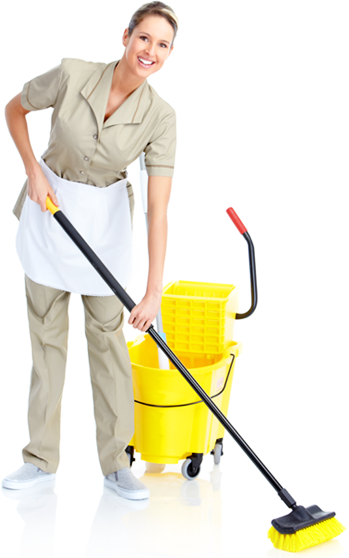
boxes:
[128,2,179,46]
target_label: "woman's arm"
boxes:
[128,175,172,331]
[5,93,59,211]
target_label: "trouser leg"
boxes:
[82,294,134,476]
[22,275,71,473]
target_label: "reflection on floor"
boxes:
[1,464,223,558]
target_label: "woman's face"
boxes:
[122,15,174,78]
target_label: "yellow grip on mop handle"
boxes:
[46,196,60,215]
[44,200,303,511]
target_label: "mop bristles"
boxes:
[268,517,345,552]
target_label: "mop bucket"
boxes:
[127,333,242,478]
[125,206,257,479]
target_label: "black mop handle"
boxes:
[45,197,297,510]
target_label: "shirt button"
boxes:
[83,156,89,161]
[93,134,98,139]
[79,171,85,175]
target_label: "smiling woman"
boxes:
[105,5,177,118]
[3,2,179,501]
[123,2,178,76]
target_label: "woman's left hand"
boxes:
[128,291,162,332]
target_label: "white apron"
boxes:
[16,158,133,296]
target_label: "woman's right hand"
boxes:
[4,93,59,212]
[27,164,59,212]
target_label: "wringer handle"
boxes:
[226,207,258,319]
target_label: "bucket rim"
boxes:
[127,335,242,373]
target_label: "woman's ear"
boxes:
[122,28,129,47]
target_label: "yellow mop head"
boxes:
[268,516,346,552]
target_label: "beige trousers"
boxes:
[22,189,135,476]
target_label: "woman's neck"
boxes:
[111,56,146,97]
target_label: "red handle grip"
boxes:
[226,207,247,235]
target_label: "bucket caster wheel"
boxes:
[125,445,135,467]
[211,438,224,465]
[181,453,203,480]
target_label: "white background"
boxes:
[0,1,348,557]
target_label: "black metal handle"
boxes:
[226,207,258,319]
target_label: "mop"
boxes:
[45,196,345,552]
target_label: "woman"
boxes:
[2,1,178,501]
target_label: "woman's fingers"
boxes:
[136,317,153,331]
[128,308,153,331]
[129,309,145,329]
[141,319,152,332]
[27,168,58,212]
[39,197,47,212]
[128,293,162,331]
[40,186,58,212]
[47,186,59,207]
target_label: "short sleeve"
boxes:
[144,109,176,177]
[20,63,62,111]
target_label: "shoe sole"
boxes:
[2,474,56,490]
[104,477,150,500]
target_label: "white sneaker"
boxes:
[104,467,150,500]
[2,463,55,490]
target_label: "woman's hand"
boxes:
[128,290,162,332]
[4,94,59,212]
[27,164,59,212]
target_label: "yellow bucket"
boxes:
[127,333,242,464]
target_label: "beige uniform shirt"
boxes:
[13,57,176,219]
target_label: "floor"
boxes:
[1,445,347,558]
[1,283,348,558]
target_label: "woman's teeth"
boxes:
[138,57,154,67]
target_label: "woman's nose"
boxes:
[145,42,156,56]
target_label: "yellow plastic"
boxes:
[127,333,241,464]
[46,196,60,215]
[161,280,239,354]
[268,517,346,552]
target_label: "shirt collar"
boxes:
[80,59,150,134]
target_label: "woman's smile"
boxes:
[137,56,156,68]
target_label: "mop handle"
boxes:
[45,196,298,509]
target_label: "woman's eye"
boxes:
[139,36,167,48]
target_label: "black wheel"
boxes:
[213,442,223,465]
[181,458,201,480]
[210,438,224,465]
[125,445,135,467]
